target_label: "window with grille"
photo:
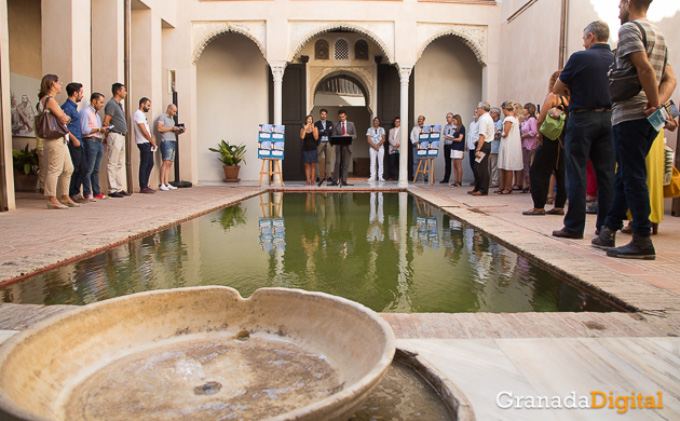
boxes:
[354,40,368,60]
[314,39,329,60]
[334,39,349,60]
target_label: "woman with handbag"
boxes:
[523,71,568,216]
[36,74,77,209]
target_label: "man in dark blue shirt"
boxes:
[61,82,86,203]
[551,20,615,239]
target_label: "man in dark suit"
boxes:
[314,108,334,182]
[331,109,356,186]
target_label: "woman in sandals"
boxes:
[37,74,78,209]
[496,101,523,194]
[523,70,568,216]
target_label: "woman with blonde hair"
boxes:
[37,74,77,209]
[449,114,466,187]
[496,101,523,194]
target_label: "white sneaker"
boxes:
[367,177,376,182]
[159,184,170,191]
[167,184,178,190]
[378,177,385,182]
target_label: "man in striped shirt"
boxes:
[593,0,676,259]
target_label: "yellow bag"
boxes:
[664,166,680,198]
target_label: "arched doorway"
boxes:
[414,35,483,184]
[196,31,269,184]
[311,74,371,180]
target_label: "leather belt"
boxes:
[571,108,611,114]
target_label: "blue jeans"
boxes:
[563,111,615,235]
[83,138,104,196]
[137,143,154,189]
[68,142,85,197]
[605,119,658,236]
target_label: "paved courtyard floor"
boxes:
[0,180,678,419]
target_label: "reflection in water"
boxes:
[0,193,615,313]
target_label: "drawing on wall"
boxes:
[10,73,40,138]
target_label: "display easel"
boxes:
[413,157,434,184]
[259,159,284,187]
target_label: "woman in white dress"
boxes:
[496,101,523,194]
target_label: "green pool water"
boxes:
[0,192,616,312]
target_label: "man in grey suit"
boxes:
[331,109,356,186]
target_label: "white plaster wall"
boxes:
[1,0,15,210]
[414,36,482,183]
[196,33,269,183]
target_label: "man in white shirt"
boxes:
[466,110,480,182]
[469,102,495,195]
[133,97,157,193]
[410,115,425,180]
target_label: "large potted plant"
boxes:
[12,145,39,192]
[209,140,247,182]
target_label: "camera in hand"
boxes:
[177,123,185,130]
[106,125,114,131]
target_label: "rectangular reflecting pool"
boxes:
[0,192,618,313]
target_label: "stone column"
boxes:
[270,63,285,125]
[0,0,13,210]
[398,65,412,188]
[270,63,286,185]
[41,0,92,99]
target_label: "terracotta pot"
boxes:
[13,173,39,192]
[223,165,240,182]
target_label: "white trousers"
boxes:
[369,146,384,180]
[106,132,126,192]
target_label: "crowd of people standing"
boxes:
[34,77,186,209]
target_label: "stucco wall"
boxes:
[196,32,269,183]
[414,36,482,182]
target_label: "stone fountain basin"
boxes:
[0,287,396,421]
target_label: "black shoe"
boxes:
[552,228,583,239]
[315,177,320,182]
[606,234,655,260]
[341,182,353,186]
[327,177,333,182]
[110,191,124,198]
[585,202,597,214]
[120,190,131,196]
[439,180,448,184]
[591,226,615,249]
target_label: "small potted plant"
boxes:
[12,144,39,191]
[209,140,247,182]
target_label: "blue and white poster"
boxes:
[258,124,285,160]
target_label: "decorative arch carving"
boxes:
[416,24,487,66]
[310,67,372,111]
[192,22,266,65]
[288,22,394,63]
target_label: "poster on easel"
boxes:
[417,126,430,157]
[428,125,442,158]
[258,124,285,159]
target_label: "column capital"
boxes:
[269,61,287,83]
[397,64,413,83]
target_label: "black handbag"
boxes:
[609,22,646,102]
[35,96,69,139]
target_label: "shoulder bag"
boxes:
[540,96,567,141]
[609,21,667,102]
[35,96,69,140]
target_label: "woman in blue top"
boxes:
[450,114,466,187]
[366,117,386,182]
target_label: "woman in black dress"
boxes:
[300,114,319,186]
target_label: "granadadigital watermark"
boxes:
[497,391,664,414]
